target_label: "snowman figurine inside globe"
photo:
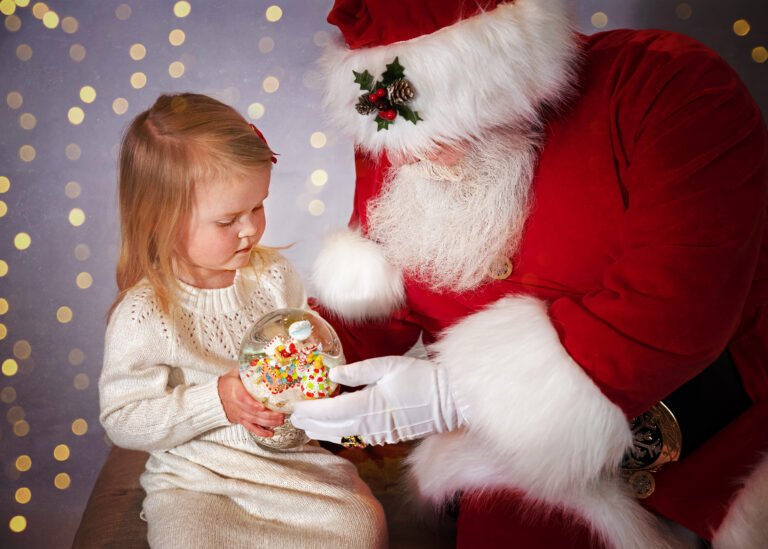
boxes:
[238,308,344,450]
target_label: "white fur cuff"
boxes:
[311,230,405,321]
[429,296,632,498]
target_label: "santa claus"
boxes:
[291,1,768,547]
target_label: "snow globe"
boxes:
[238,308,344,450]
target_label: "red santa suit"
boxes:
[312,1,768,547]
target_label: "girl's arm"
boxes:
[99,293,231,452]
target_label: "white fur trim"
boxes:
[713,453,768,549]
[321,0,578,158]
[408,296,687,548]
[311,229,404,321]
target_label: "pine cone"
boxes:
[355,94,375,115]
[387,78,415,105]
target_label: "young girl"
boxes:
[99,93,386,548]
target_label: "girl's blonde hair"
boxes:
[112,93,275,316]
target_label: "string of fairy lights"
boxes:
[0,0,765,545]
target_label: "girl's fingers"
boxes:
[240,421,275,438]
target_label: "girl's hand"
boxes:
[217,368,284,437]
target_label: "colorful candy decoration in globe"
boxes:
[244,332,337,400]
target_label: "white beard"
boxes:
[367,132,539,292]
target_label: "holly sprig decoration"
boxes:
[353,57,422,131]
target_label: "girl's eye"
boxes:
[217,219,236,227]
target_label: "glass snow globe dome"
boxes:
[238,308,344,450]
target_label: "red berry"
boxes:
[375,87,386,98]
[380,109,397,121]
[368,92,377,102]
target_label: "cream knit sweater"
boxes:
[99,253,386,548]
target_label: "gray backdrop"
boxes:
[1,1,766,547]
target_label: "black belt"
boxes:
[621,349,752,498]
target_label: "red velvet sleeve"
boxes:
[550,33,768,418]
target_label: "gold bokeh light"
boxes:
[115,3,131,20]
[69,208,86,226]
[308,199,326,216]
[169,29,185,46]
[9,515,27,533]
[69,348,85,365]
[258,37,275,53]
[6,91,22,109]
[65,181,81,198]
[80,85,97,103]
[0,298,8,315]
[70,43,86,62]
[173,1,191,18]
[16,44,33,61]
[61,16,78,33]
[13,340,32,359]
[113,97,129,115]
[15,487,31,504]
[19,113,36,130]
[74,243,90,260]
[66,144,82,160]
[311,169,328,186]
[0,201,7,218]
[129,43,146,60]
[2,358,19,377]
[262,76,280,93]
[169,61,185,78]
[0,175,9,192]
[0,1,17,16]
[57,306,73,323]
[74,373,90,390]
[310,132,327,148]
[68,106,85,125]
[5,14,21,31]
[131,72,148,89]
[753,46,768,64]
[32,2,48,19]
[247,102,265,120]
[19,145,36,162]
[14,232,32,249]
[266,5,282,22]
[42,10,59,28]
[14,420,30,437]
[591,12,608,28]
[0,259,9,277]
[54,472,71,490]
[76,272,93,289]
[733,19,750,37]
[72,418,88,436]
[53,444,70,461]
[15,454,32,472]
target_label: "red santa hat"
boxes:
[321,0,578,159]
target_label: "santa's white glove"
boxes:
[291,356,468,446]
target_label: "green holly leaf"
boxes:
[375,116,392,131]
[381,57,405,86]
[395,105,423,125]
[353,70,374,91]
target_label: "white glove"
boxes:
[291,356,468,446]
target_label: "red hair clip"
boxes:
[249,123,278,164]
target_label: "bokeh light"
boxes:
[173,1,191,18]
[0,260,7,277]
[32,2,49,19]
[247,102,265,120]
[15,455,31,472]
[258,37,275,53]
[19,113,36,130]
[65,181,82,198]
[0,176,9,192]
[733,19,750,37]
[2,358,19,377]
[74,243,90,261]
[13,340,32,359]
[16,44,33,61]
[14,232,32,250]
[266,5,283,23]
[54,472,71,490]
[169,61,185,78]
[54,444,70,461]
[68,106,85,125]
[72,418,88,436]
[753,46,768,64]
[80,86,97,103]
[14,420,30,437]
[15,487,32,504]
[69,208,86,226]
[61,16,79,33]
[130,72,148,89]
[113,97,129,115]
[308,199,326,216]
[169,29,185,46]
[310,132,327,148]
[66,143,82,160]
[591,12,608,28]
[57,306,73,323]
[42,10,59,28]
[19,145,36,162]
[262,76,280,93]
[69,43,86,62]
[5,14,21,30]
[115,3,131,20]
[68,348,85,365]
[310,169,328,186]
[9,515,27,533]
[129,43,146,60]
[76,272,93,289]
[0,298,8,315]
[74,373,90,390]
[6,91,23,109]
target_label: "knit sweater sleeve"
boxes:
[99,289,230,452]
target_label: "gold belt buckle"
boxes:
[620,401,682,498]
